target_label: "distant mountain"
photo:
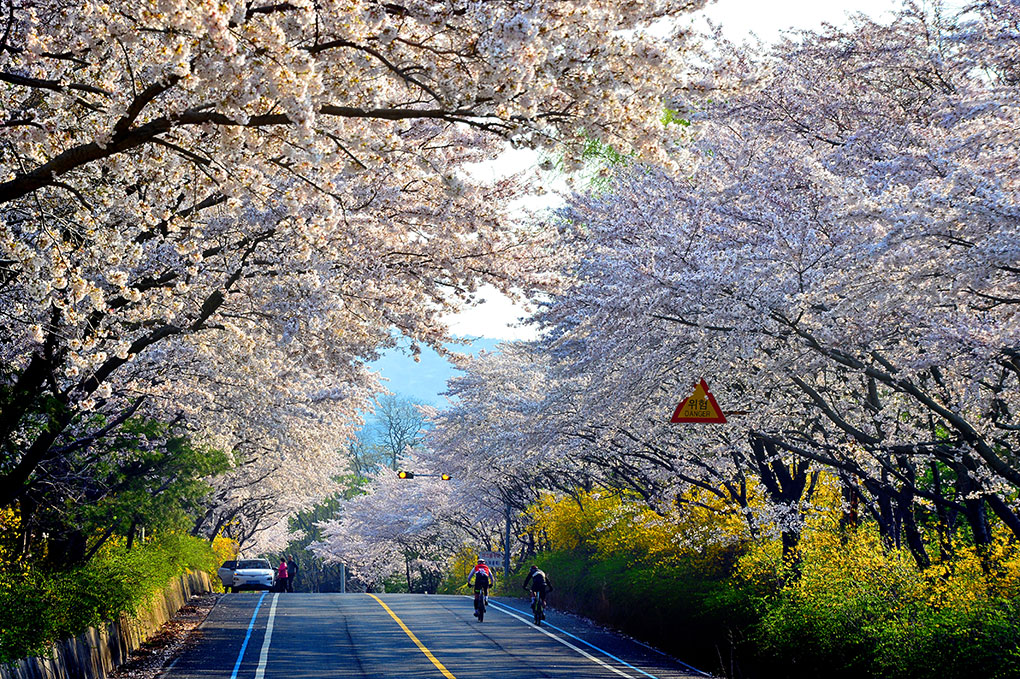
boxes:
[368,337,506,406]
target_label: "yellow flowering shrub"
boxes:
[0,506,21,569]
[530,488,748,570]
[528,476,1020,679]
[734,494,1020,679]
[212,535,239,564]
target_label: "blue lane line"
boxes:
[230,592,267,679]
[488,600,712,678]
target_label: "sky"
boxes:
[691,0,903,43]
[372,0,942,407]
[369,337,503,406]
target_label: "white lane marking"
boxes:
[627,637,711,676]
[254,593,280,679]
[156,657,180,679]
[490,601,712,678]
[488,601,664,679]
[482,599,635,678]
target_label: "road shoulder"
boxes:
[107,593,222,679]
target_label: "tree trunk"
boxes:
[839,478,860,534]
[749,434,811,562]
[126,517,139,550]
[954,463,992,551]
[930,461,955,560]
[985,493,1020,542]
[895,490,930,570]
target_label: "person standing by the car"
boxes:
[286,555,298,592]
[277,558,288,592]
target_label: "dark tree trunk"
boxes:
[866,477,897,551]
[895,490,930,569]
[126,517,139,550]
[954,462,992,550]
[930,461,955,560]
[839,478,860,534]
[749,434,813,564]
[985,493,1020,542]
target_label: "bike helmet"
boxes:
[478,558,486,564]
[529,565,538,572]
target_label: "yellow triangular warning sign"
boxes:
[670,379,727,424]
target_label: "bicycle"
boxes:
[473,588,487,622]
[529,590,545,625]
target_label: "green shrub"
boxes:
[0,533,218,663]
[533,548,749,675]
[735,526,1020,679]
[529,490,1020,679]
[752,577,1020,679]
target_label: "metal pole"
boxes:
[340,563,346,593]
[504,502,512,577]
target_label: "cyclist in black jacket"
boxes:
[522,565,551,610]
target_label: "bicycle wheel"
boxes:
[475,594,484,622]
[533,598,542,625]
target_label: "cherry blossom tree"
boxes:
[312,467,475,591]
[0,0,707,546]
[428,2,1020,567]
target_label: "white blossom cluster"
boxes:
[311,468,480,586]
[427,3,1020,557]
[0,0,705,542]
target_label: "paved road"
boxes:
[164,593,710,679]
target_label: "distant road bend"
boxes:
[165,593,710,679]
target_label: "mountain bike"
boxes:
[473,589,487,622]
[530,591,545,625]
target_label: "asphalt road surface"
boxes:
[164,593,710,679]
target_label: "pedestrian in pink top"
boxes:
[277,558,288,591]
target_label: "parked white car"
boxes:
[217,560,237,589]
[227,559,275,593]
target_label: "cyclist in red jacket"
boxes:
[467,558,494,615]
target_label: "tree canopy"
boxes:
[0,0,704,552]
[424,1,1020,569]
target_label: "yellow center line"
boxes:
[367,593,457,679]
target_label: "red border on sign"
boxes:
[670,378,727,424]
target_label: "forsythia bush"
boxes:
[531,488,746,567]
[210,535,240,591]
[437,547,479,595]
[211,535,239,565]
[739,526,1020,679]
[529,489,749,671]
[0,508,20,569]
[0,533,220,663]
[530,488,1020,679]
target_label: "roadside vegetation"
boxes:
[0,509,230,663]
[400,4,1020,678]
[4,1,1017,676]
[529,488,1020,679]
[0,414,236,662]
